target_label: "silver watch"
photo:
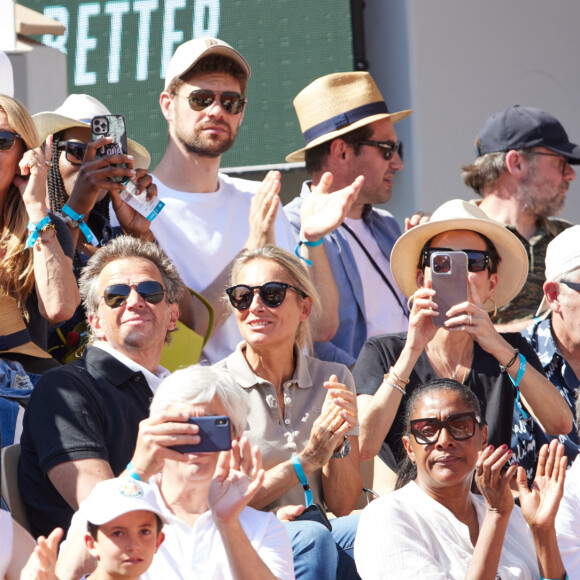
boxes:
[331,436,351,459]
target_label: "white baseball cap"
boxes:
[536,225,580,315]
[0,50,14,98]
[80,478,167,526]
[164,37,250,90]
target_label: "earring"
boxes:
[484,298,498,320]
[407,295,414,312]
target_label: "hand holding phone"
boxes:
[171,416,231,453]
[91,114,128,183]
[430,250,468,328]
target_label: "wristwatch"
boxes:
[331,436,351,459]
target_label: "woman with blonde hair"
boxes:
[216,244,362,580]
[0,95,78,370]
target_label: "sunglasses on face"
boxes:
[179,89,246,115]
[528,150,569,175]
[102,281,166,309]
[409,411,481,445]
[57,140,88,165]
[420,247,491,272]
[0,131,21,151]
[358,140,402,161]
[226,282,307,310]
[561,280,580,293]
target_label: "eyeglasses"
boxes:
[57,140,88,165]
[0,131,21,151]
[102,281,166,309]
[528,150,569,175]
[358,140,402,160]
[420,247,491,272]
[409,412,481,445]
[176,89,246,115]
[226,282,307,310]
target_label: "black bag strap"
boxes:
[341,222,408,319]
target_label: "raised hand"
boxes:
[406,283,439,353]
[517,440,566,529]
[20,527,63,580]
[475,444,517,516]
[300,374,354,469]
[15,139,50,212]
[128,404,201,481]
[246,170,280,249]
[404,211,430,231]
[299,172,364,241]
[208,437,265,524]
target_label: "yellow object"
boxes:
[160,289,214,372]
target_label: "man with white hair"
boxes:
[512,225,580,482]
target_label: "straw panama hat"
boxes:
[390,199,529,310]
[164,37,250,90]
[286,71,412,162]
[33,94,151,169]
[0,295,52,359]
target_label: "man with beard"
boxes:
[150,38,353,362]
[462,105,580,330]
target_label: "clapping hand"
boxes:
[208,437,265,524]
[517,440,566,530]
[475,444,517,516]
[246,170,281,249]
[20,527,63,580]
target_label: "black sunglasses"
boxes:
[178,89,246,115]
[102,281,166,309]
[57,140,88,165]
[0,131,21,152]
[561,280,580,293]
[409,411,482,445]
[528,150,569,175]
[226,282,306,310]
[421,247,490,272]
[358,140,402,161]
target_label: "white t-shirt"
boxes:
[355,481,539,579]
[142,480,294,580]
[0,510,13,579]
[150,173,296,363]
[556,456,580,576]
[342,217,407,338]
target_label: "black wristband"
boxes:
[499,348,519,373]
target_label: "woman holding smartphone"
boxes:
[354,199,572,471]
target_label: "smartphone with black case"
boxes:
[171,416,231,453]
[430,250,468,328]
[294,504,332,531]
[91,114,128,183]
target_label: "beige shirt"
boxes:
[217,343,358,512]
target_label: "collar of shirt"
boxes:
[226,342,314,390]
[93,341,170,392]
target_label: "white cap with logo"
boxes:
[164,37,250,90]
[80,477,167,526]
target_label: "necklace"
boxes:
[432,347,472,384]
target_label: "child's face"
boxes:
[85,510,164,579]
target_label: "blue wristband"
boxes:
[62,204,99,247]
[508,353,526,389]
[294,238,323,267]
[25,215,52,248]
[291,455,313,507]
[125,461,142,481]
[540,574,568,580]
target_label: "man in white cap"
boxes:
[285,72,414,368]
[512,225,580,483]
[150,38,355,363]
[462,105,580,330]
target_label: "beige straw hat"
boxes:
[286,72,412,162]
[33,94,151,169]
[390,199,529,310]
[0,295,52,359]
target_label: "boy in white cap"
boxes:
[80,478,166,580]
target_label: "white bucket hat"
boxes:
[33,94,150,169]
[390,199,529,310]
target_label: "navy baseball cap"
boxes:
[476,105,580,164]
